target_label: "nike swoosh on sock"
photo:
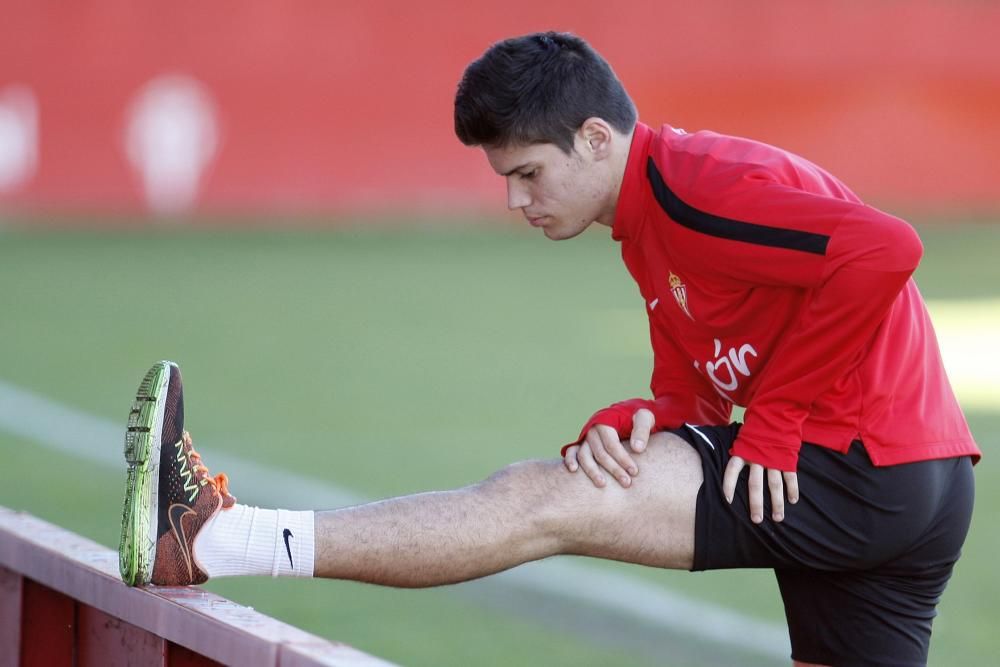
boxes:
[282,527,294,568]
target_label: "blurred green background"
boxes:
[0,221,996,666]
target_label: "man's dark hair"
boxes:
[454,32,637,153]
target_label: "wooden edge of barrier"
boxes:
[0,506,399,667]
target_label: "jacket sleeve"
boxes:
[697,182,923,471]
[562,313,731,456]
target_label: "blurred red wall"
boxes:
[0,1,997,219]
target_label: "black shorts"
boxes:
[672,423,975,667]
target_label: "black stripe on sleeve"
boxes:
[646,157,830,255]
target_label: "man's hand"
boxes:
[722,455,799,523]
[563,409,655,488]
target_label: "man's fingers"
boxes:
[629,408,655,452]
[563,445,580,472]
[784,471,799,504]
[576,440,607,488]
[768,468,785,522]
[601,428,638,478]
[591,430,634,488]
[722,455,745,503]
[724,455,798,524]
[748,464,765,524]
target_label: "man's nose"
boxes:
[506,179,531,210]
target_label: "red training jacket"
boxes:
[566,122,980,471]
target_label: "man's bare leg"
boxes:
[122,361,702,587]
[312,431,703,586]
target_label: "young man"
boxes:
[119,32,979,666]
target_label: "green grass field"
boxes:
[0,220,996,666]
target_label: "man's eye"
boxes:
[520,170,538,180]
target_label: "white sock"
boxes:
[192,504,315,578]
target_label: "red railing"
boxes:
[0,507,397,667]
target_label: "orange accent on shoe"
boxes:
[181,431,237,508]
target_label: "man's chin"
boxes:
[543,224,586,241]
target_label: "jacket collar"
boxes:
[611,121,655,242]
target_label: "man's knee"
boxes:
[472,459,576,555]
[479,459,572,511]
[480,432,703,506]
[479,432,703,528]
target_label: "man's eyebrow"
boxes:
[500,163,532,177]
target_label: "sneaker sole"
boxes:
[119,361,172,586]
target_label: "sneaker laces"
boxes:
[181,431,237,508]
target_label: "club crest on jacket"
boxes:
[669,271,694,320]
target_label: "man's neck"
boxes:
[595,127,635,228]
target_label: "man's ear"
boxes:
[579,117,613,160]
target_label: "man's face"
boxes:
[484,134,610,241]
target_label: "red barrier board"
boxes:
[0,507,398,666]
[0,1,997,219]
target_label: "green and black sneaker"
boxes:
[119,361,235,586]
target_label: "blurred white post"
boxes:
[0,85,38,193]
[124,74,219,217]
